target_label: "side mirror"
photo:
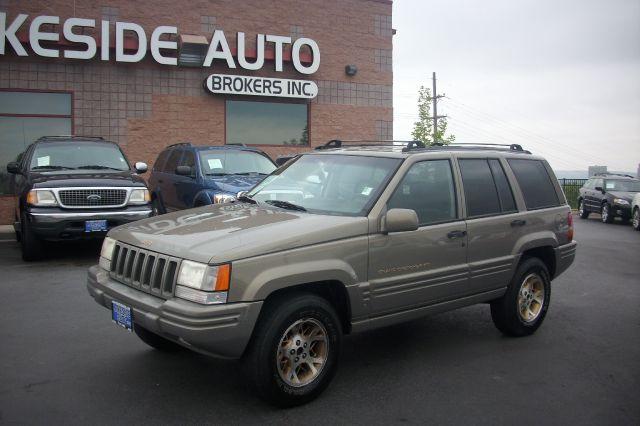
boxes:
[594,186,603,192]
[134,162,148,174]
[6,162,20,174]
[176,165,194,177]
[275,155,295,167]
[383,208,419,234]
[237,191,248,198]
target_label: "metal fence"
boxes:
[558,178,587,209]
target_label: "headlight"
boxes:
[99,237,116,270]
[613,198,630,206]
[128,188,150,205]
[213,193,236,204]
[26,190,58,206]
[176,261,231,305]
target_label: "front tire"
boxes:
[242,293,342,407]
[491,257,551,337]
[20,211,43,261]
[632,208,640,231]
[578,199,589,219]
[134,325,183,352]
[601,203,614,223]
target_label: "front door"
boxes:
[368,159,469,316]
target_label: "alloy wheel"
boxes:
[633,209,640,230]
[517,273,545,323]
[602,205,609,223]
[276,318,328,388]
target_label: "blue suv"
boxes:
[148,143,276,213]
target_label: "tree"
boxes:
[411,86,455,145]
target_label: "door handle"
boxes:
[511,219,527,227]
[447,230,467,239]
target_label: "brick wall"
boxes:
[0,0,393,224]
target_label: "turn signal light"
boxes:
[567,212,574,241]
[215,264,231,291]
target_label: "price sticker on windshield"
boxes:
[37,156,50,167]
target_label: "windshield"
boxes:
[200,149,276,176]
[29,142,130,171]
[247,154,402,216]
[605,179,640,192]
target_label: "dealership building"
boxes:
[0,0,394,224]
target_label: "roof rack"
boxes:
[314,139,425,151]
[595,172,635,178]
[36,135,106,141]
[429,142,530,153]
[166,142,192,148]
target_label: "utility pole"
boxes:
[430,72,446,143]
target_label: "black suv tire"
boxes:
[20,211,43,261]
[491,257,551,337]
[633,208,640,231]
[134,325,183,352]
[242,293,342,407]
[578,199,589,219]
[601,203,614,223]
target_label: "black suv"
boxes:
[577,173,640,223]
[7,136,152,260]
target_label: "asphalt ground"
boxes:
[0,215,638,425]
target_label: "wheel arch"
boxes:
[520,246,556,279]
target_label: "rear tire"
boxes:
[601,203,614,224]
[20,212,43,261]
[242,293,342,407]
[633,208,640,231]
[578,199,589,219]
[491,257,551,337]
[134,325,183,352]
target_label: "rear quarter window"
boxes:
[508,159,560,210]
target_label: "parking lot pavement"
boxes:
[0,216,638,425]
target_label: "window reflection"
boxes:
[226,101,308,146]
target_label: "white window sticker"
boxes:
[207,158,223,169]
[37,156,50,167]
[361,187,373,196]
[606,182,615,189]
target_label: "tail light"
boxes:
[567,211,574,241]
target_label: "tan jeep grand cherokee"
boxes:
[87,141,577,406]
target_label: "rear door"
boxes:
[160,149,184,212]
[368,158,469,315]
[458,158,524,294]
[174,150,200,208]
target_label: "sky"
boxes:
[392,0,640,173]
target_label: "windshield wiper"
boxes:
[206,172,229,176]
[31,165,75,170]
[237,194,257,204]
[264,199,307,212]
[76,165,125,171]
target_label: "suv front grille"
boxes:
[109,242,180,298]
[59,188,127,208]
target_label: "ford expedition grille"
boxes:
[59,188,127,208]
[109,242,180,298]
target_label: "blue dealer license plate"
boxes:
[112,301,133,331]
[85,219,108,232]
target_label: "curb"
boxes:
[0,225,16,241]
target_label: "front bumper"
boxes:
[612,204,632,218]
[87,265,262,359]
[25,206,152,241]
[553,240,577,279]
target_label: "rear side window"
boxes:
[153,150,170,171]
[508,159,560,209]
[488,159,517,213]
[164,149,183,174]
[459,159,501,217]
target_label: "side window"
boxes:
[179,150,196,176]
[582,179,593,189]
[387,159,457,225]
[488,159,517,213]
[593,179,603,190]
[153,150,170,172]
[508,159,560,210]
[459,159,502,217]
[164,149,183,174]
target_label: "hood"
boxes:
[109,202,368,264]
[204,174,266,194]
[609,191,636,201]
[30,170,146,188]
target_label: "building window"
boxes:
[374,14,393,36]
[375,120,393,140]
[226,100,308,146]
[0,91,72,194]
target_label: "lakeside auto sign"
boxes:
[0,12,320,99]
